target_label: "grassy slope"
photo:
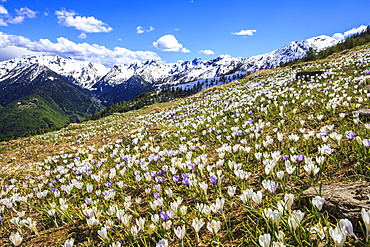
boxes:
[0,44,370,246]
[0,75,104,141]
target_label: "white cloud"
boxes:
[232,29,256,36]
[0,5,8,15]
[199,49,214,55]
[153,34,190,53]
[0,6,36,25]
[55,9,113,33]
[0,18,6,26]
[0,32,161,67]
[136,26,144,34]
[136,25,154,34]
[78,33,87,39]
[16,7,37,18]
[7,16,24,24]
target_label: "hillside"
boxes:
[0,66,104,141]
[0,43,370,246]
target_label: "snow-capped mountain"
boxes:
[0,55,109,89]
[0,25,367,104]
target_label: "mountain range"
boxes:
[0,25,367,140]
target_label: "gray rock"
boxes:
[352,109,370,119]
[304,181,370,219]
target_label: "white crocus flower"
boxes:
[174,225,186,241]
[206,219,221,234]
[312,196,326,211]
[329,226,346,247]
[9,232,23,246]
[98,226,109,240]
[258,233,271,247]
[361,208,370,241]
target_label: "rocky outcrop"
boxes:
[304,181,370,219]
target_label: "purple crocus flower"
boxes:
[182,179,190,187]
[209,175,218,185]
[155,176,165,184]
[157,171,163,176]
[283,155,290,161]
[234,131,242,137]
[346,131,356,141]
[363,139,370,149]
[173,175,180,184]
[104,181,113,187]
[160,211,169,221]
[297,154,305,163]
[188,164,195,172]
[153,192,161,199]
[182,173,190,180]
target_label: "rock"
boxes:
[303,181,370,219]
[295,71,324,80]
[352,109,370,119]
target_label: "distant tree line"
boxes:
[88,83,202,121]
[281,26,370,67]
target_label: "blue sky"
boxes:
[0,0,369,66]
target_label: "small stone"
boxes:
[352,109,370,119]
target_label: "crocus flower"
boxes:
[362,139,370,149]
[288,210,305,230]
[192,217,205,232]
[160,211,169,221]
[206,219,221,234]
[162,220,172,230]
[182,179,190,187]
[362,208,370,241]
[98,226,109,240]
[62,238,74,247]
[329,226,346,247]
[312,196,325,211]
[252,191,263,206]
[258,233,271,247]
[156,239,168,247]
[310,223,327,240]
[227,186,237,197]
[173,175,180,184]
[9,232,23,246]
[209,175,218,185]
[174,225,186,241]
[303,164,320,177]
[339,219,355,238]
[345,131,356,141]
[297,154,305,163]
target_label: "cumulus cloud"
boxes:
[199,49,214,55]
[0,6,37,25]
[0,32,161,66]
[232,29,256,36]
[153,34,190,53]
[0,5,8,15]
[136,26,154,34]
[7,16,25,24]
[16,7,37,18]
[55,9,113,33]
